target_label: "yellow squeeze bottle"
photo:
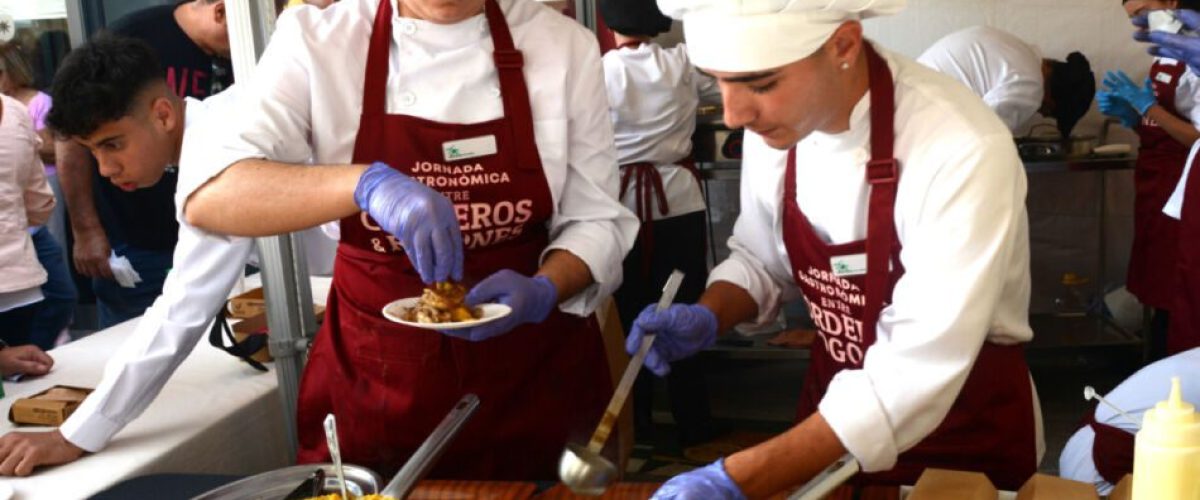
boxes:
[1132,377,1200,500]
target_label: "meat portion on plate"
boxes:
[401,282,481,324]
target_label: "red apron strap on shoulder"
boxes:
[361,0,394,118]
[485,0,543,171]
[861,44,900,336]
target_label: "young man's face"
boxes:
[707,46,846,151]
[77,93,180,192]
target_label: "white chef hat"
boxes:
[658,0,906,72]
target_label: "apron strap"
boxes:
[207,307,270,373]
[861,43,899,338]
[362,0,395,118]
[485,0,544,171]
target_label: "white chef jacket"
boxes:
[709,45,1036,472]
[1058,347,1200,495]
[190,0,637,316]
[602,42,719,221]
[917,26,1044,134]
[59,89,256,452]
[1164,124,1200,220]
[1155,56,1200,126]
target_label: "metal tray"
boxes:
[190,463,382,500]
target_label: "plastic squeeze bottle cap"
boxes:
[1132,377,1200,500]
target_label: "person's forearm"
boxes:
[185,159,367,237]
[36,129,56,165]
[725,412,848,499]
[56,140,102,234]
[697,281,759,335]
[1145,106,1200,147]
[537,250,594,303]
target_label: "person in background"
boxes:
[0,34,251,477]
[0,93,54,348]
[1058,347,1200,495]
[625,0,1039,497]
[917,26,1096,137]
[1100,0,1200,359]
[0,43,77,350]
[1140,8,1200,354]
[56,0,233,329]
[598,0,722,449]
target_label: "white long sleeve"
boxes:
[192,0,636,316]
[709,47,1034,471]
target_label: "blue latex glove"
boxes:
[651,459,747,500]
[442,270,558,341]
[1096,90,1142,128]
[1134,10,1200,74]
[625,303,717,376]
[354,162,463,283]
[1102,70,1157,115]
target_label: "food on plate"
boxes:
[401,281,481,324]
[306,495,395,500]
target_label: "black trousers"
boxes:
[614,211,715,446]
[0,301,40,346]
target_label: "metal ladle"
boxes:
[559,270,685,496]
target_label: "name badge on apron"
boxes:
[443,135,498,162]
[830,253,868,278]
[1156,71,1175,85]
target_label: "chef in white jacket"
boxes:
[624,1,1041,498]
[182,0,637,479]
[917,25,1095,137]
[0,35,256,475]
[599,0,722,447]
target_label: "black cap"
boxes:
[1050,51,1095,138]
[599,0,672,38]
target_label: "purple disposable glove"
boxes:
[354,162,463,284]
[625,303,718,376]
[1134,10,1200,74]
[651,459,747,500]
[1102,71,1157,115]
[442,270,558,342]
[1097,91,1142,128]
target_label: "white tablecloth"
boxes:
[0,276,333,500]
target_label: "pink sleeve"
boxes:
[27,92,51,131]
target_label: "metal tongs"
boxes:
[379,393,481,499]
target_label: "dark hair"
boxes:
[1048,52,1095,138]
[47,33,164,138]
[599,0,672,38]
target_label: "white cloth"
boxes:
[916,26,1044,133]
[189,0,637,316]
[657,0,906,72]
[59,88,257,453]
[708,45,1035,472]
[0,287,43,314]
[107,251,143,289]
[1058,348,1200,495]
[1163,111,1200,220]
[603,42,718,221]
[1160,57,1200,126]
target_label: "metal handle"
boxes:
[323,414,350,500]
[381,394,481,499]
[788,454,859,500]
[585,270,685,453]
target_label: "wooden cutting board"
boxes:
[533,483,662,499]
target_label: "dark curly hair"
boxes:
[1048,52,1095,138]
[47,33,164,139]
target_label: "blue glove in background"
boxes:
[1097,90,1142,128]
[1102,71,1157,115]
[651,459,747,500]
[626,303,718,376]
[1135,10,1200,74]
[354,162,463,283]
[442,270,558,342]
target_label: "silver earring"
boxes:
[841,61,850,70]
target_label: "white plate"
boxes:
[382,297,511,330]
[0,482,12,500]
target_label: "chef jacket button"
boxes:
[401,21,417,35]
[490,87,501,98]
[398,91,416,107]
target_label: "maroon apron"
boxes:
[1083,409,1136,485]
[1170,152,1200,353]
[1128,59,1189,310]
[619,157,702,278]
[784,46,1037,490]
[295,0,613,480]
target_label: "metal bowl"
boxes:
[190,463,383,500]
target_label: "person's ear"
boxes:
[828,21,863,71]
[150,96,178,132]
[213,0,226,26]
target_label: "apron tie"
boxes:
[620,158,703,279]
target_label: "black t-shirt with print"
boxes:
[92,4,234,251]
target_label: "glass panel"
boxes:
[1,0,69,91]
